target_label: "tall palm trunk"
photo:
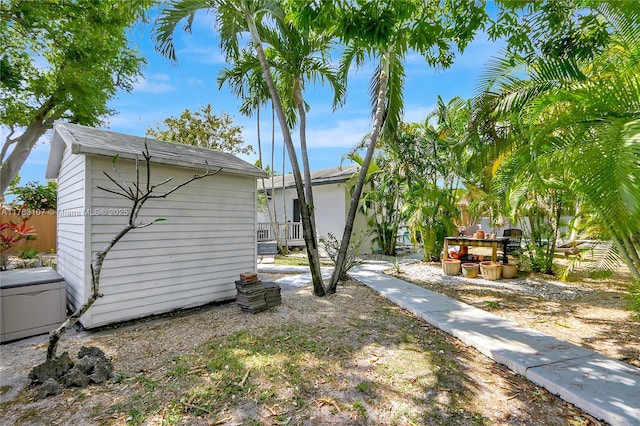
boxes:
[257,106,281,249]
[268,102,283,253]
[612,232,640,280]
[294,82,317,231]
[245,14,326,296]
[328,55,390,293]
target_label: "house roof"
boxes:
[45,121,267,179]
[258,164,360,191]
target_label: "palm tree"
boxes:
[263,21,344,228]
[218,49,284,251]
[471,3,640,279]
[399,99,469,261]
[344,148,405,256]
[156,0,331,296]
[316,1,487,292]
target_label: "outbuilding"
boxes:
[46,122,266,328]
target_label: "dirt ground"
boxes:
[0,262,635,425]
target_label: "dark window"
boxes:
[293,199,300,222]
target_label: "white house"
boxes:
[257,165,374,253]
[45,122,267,328]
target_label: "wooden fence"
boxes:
[1,210,57,254]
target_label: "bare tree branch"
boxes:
[46,147,219,360]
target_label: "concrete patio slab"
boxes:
[526,354,640,425]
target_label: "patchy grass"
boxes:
[275,254,334,267]
[2,280,596,425]
[92,305,491,425]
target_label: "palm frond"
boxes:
[155,0,216,63]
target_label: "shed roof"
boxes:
[46,121,267,179]
[258,164,359,191]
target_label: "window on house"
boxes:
[293,198,300,222]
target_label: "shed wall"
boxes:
[82,156,257,328]
[56,142,87,313]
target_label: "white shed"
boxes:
[46,122,267,328]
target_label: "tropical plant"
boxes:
[0,210,37,270]
[219,52,288,252]
[472,2,640,280]
[294,1,489,293]
[17,246,39,259]
[345,149,404,256]
[0,0,154,194]
[217,19,344,256]
[399,98,470,261]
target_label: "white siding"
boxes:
[83,156,257,328]
[263,182,373,253]
[313,183,346,240]
[56,145,87,313]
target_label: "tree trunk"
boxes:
[245,15,326,296]
[328,56,390,293]
[295,84,316,228]
[1,100,55,193]
[257,106,282,250]
[612,232,640,280]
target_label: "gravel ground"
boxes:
[395,260,640,368]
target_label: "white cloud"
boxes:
[306,118,371,148]
[187,77,204,86]
[133,73,175,94]
[177,44,227,65]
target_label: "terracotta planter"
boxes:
[461,263,478,278]
[501,263,518,279]
[442,258,461,275]
[479,261,501,280]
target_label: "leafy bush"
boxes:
[319,231,368,280]
[0,216,37,270]
[8,180,57,211]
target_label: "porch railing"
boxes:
[257,222,304,246]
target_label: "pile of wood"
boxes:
[262,281,282,308]
[235,272,281,313]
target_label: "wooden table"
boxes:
[444,236,510,264]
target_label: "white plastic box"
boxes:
[0,267,67,343]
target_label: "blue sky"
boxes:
[15,9,505,188]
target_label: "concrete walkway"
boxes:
[259,261,640,426]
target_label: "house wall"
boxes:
[311,183,347,240]
[74,156,257,328]
[259,182,374,254]
[56,140,87,314]
[348,189,375,254]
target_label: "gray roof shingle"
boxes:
[258,164,359,191]
[46,121,267,178]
